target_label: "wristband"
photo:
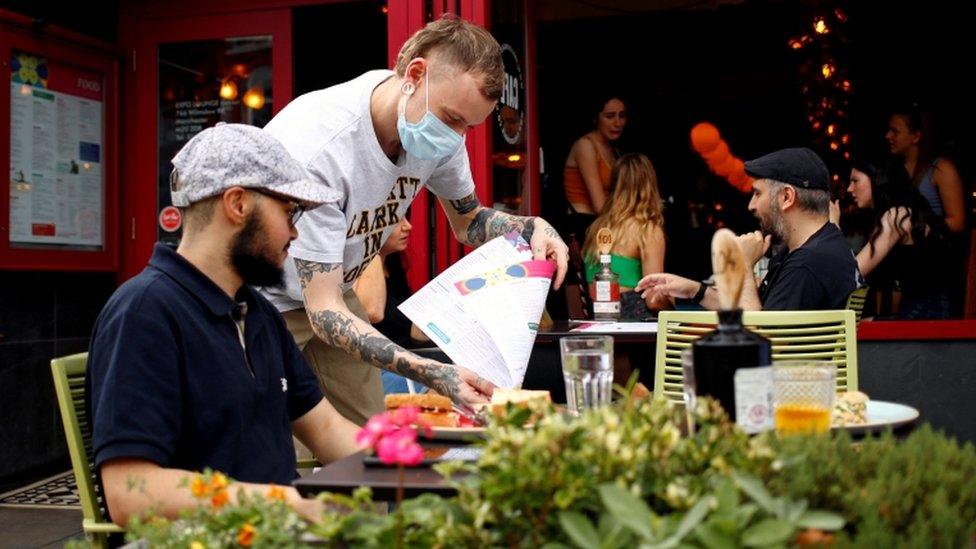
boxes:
[691,281,708,304]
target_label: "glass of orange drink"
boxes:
[773,362,835,435]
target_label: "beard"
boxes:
[757,204,788,242]
[230,211,285,287]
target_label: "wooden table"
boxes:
[293,444,468,500]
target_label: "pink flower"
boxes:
[375,428,424,466]
[355,412,396,450]
[390,406,420,427]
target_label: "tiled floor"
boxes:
[0,507,84,548]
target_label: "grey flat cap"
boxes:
[170,123,340,207]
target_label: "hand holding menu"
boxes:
[398,233,555,388]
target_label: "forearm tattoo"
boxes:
[295,259,341,289]
[449,193,480,215]
[306,308,463,399]
[465,208,532,245]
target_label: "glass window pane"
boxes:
[157,36,272,244]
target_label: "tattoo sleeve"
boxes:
[448,192,480,215]
[465,208,534,245]
[295,258,341,289]
[306,308,462,398]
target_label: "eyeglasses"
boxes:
[249,188,307,227]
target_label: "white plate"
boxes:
[834,400,919,435]
[423,426,486,441]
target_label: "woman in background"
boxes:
[582,153,667,320]
[885,104,966,233]
[563,94,628,248]
[836,157,951,319]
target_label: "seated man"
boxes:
[638,147,860,310]
[87,123,359,526]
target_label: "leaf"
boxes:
[542,544,575,549]
[598,514,631,549]
[713,478,739,522]
[796,510,846,531]
[695,523,737,549]
[599,483,657,540]
[731,471,775,513]
[784,498,808,523]
[741,518,795,547]
[559,511,601,549]
[671,497,713,540]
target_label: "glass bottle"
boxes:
[591,254,620,320]
[691,308,771,420]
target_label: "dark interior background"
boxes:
[537,0,974,280]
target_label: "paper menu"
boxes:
[398,234,555,388]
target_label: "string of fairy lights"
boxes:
[789,4,852,187]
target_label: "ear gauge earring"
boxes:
[401,81,416,96]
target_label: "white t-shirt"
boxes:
[260,70,476,312]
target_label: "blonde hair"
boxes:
[394,14,503,100]
[583,153,664,260]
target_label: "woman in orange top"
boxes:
[563,95,627,247]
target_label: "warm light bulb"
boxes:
[821,64,834,78]
[243,87,265,110]
[83,162,91,170]
[219,80,238,100]
[507,154,521,162]
[827,124,836,136]
[829,141,839,151]
[814,19,829,34]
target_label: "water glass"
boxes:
[559,336,613,416]
[773,362,836,435]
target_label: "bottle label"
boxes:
[733,366,773,434]
[594,281,620,302]
[593,301,621,314]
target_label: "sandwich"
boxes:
[832,391,869,426]
[385,393,459,428]
[490,388,552,418]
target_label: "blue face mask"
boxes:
[397,72,463,160]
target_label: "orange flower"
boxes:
[267,484,287,501]
[209,472,229,491]
[190,476,209,498]
[211,488,229,508]
[237,523,257,547]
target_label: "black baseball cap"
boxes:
[744,147,829,191]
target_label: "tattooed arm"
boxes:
[294,258,493,408]
[439,193,570,289]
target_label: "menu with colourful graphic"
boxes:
[8,51,104,248]
[398,234,555,388]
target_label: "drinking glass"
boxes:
[773,362,836,434]
[559,336,613,416]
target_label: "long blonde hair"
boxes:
[582,153,664,260]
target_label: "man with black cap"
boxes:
[637,147,860,310]
[87,124,360,526]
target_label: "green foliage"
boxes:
[116,399,976,548]
[763,425,976,548]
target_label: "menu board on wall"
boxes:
[9,51,104,249]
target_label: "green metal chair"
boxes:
[653,310,859,405]
[50,352,124,548]
[845,286,869,322]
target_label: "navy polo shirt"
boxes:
[88,244,323,484]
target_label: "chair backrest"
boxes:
[845,286,869,322]
[566,237,592,319]
[50,353,112,529]
[654,310,858,404]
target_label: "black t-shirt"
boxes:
[759,222,860,310]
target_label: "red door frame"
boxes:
[0,12,119,271]
[119,8,292,280]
